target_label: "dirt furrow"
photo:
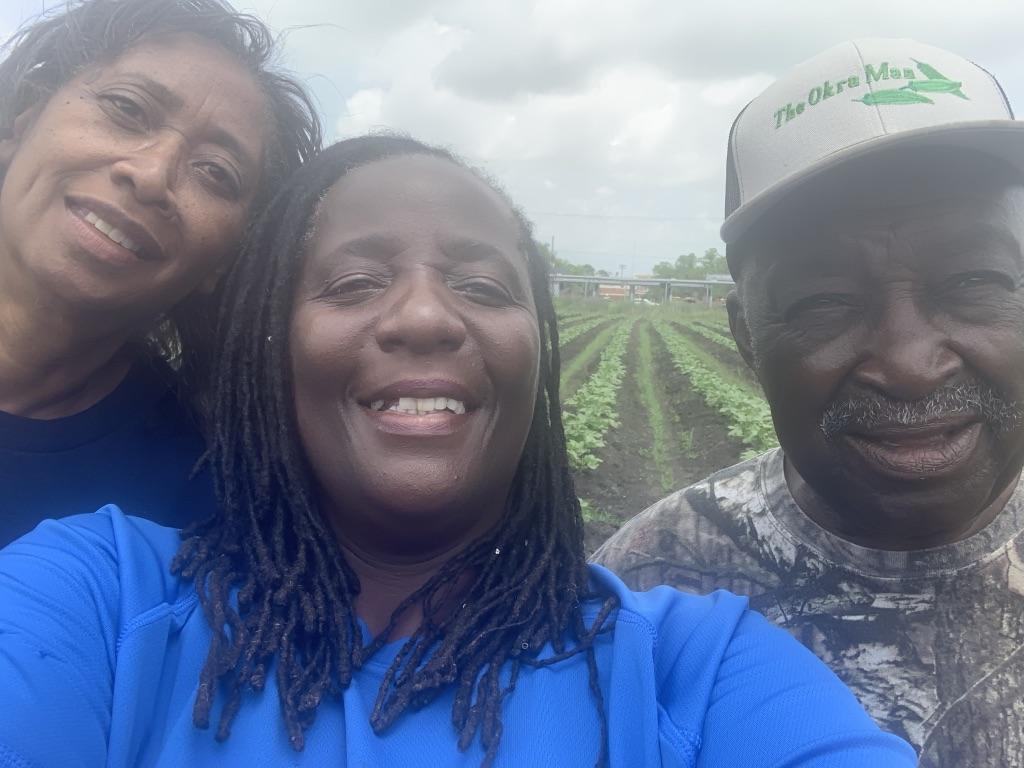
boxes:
[576,322,663,553]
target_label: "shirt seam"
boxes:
[612,607,703,755]
[116,591,199,655]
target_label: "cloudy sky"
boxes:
[4,1,1023,275]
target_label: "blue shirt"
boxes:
[0,508,916,767]
[0,361,214,547]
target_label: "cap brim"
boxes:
[720,120,1024,244]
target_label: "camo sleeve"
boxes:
[591,459,781,599]
[591,488,713,593]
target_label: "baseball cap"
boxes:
[721,38,1024,248]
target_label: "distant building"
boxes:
[597,284,649,301]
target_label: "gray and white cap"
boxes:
[722,38,1023,245]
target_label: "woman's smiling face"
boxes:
[0,32,267,321]
[290,154,541,552]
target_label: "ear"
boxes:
[727,289,757,373]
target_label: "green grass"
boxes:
[579,498,621,525]
[680,427,696,460]
[633,321,674,493]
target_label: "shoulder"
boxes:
[591,562,748,635]
[591,453,770,591]
[0,509,193,767]
[590,562,754,683]
[588,565,916,766]
[1,506,192,618]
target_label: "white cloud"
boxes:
[12,0,1024,274]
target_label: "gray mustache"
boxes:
[820,381,1023,439]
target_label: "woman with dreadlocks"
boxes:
[0,0,320,546]
[0,136,915,767]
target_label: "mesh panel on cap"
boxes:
[724,106,746,220]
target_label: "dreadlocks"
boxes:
[172,135,619,767]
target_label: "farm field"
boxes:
[554,300,777,552]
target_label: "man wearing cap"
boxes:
[593,39,1024,767]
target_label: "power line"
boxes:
[532,210,722,223]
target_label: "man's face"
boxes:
[734,170,1024,547]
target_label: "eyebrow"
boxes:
[328,234,517,261]
[122,73,185,112]
[934,223,1022,263]
[334,234,406,259]
[118,73,259,172]
[442,236,518,264]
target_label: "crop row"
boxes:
[556,312,589,325]
[557,315,608,347]
[653,320,776,458]
[560,320,621,394]
[561,318,636,471]
[679,320,736,350]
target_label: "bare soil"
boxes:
[577,322,746,554]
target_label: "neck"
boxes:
[785,456,1020,550]
[0,263,135,418]
[326,491,507,640]
[340,535,477,640]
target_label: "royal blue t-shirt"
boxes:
[0,509,914,767]
[0,361,214,546]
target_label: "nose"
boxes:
[852,290,963,399]
[374,271,467,355]
[109,133,181,215]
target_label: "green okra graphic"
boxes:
[902,79,964,94]
[910,59,969,99]
[913,59,950,80]
[856,89,934,105]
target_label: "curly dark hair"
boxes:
[0,0,323,393]
[172,135,619,767]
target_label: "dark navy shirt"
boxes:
[0,360,214,546]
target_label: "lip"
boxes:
[357,378,479,438]
[66,196,164,263]
[841,417,984,480]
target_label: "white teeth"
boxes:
[82,210,142,254]
[372,396,467,415]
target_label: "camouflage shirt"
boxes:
[592,448,1024,768]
